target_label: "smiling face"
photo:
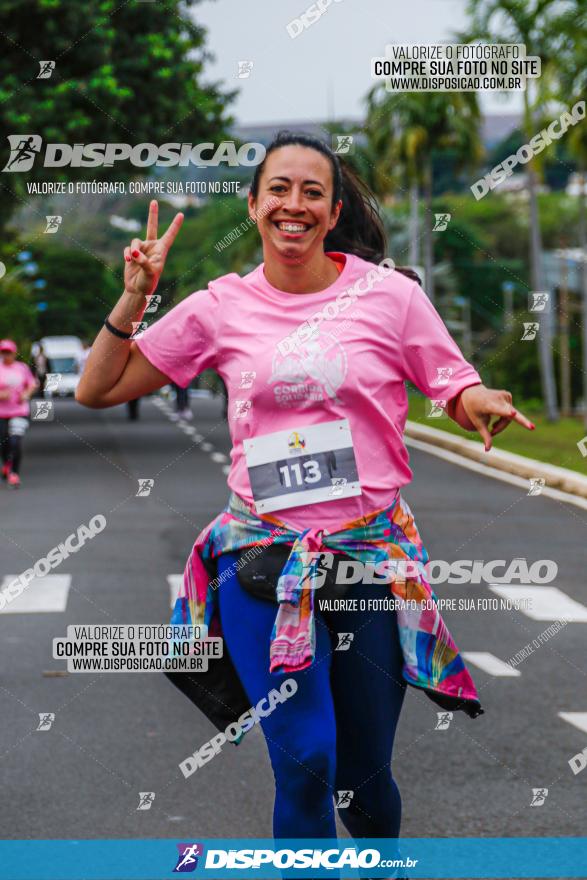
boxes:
[248,144,342,265]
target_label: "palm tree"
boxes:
[359,88,482,304]
[550,1,587,423]
[460,0,569,420]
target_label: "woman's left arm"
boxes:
[447,384,535,451]
[399,281,535,451]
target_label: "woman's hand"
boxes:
[448,384,535,451]
[123,200,184,297]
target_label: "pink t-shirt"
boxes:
[135,252,482,532]
[0,361,36,418]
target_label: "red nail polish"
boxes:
[132,250,140,258]
[529,422,535,430]
[125,255,131,262]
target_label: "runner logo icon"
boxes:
[335,632,354,651]
[530,788,548,806]
[3,135,42,172]
[173,843,204,872]
[36,712,55,731]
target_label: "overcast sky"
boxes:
[194,0,521,125]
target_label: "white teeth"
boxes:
[277,222,309,232]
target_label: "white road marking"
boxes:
[153,395,228,473]
[405,436,587,511]
[0,575,71,613]
[489,585,587,622]
[558,712,587,734]
[461,651,521,677]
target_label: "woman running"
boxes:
[0,339,38,489]
[76,131,533,851]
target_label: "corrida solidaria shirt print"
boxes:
[134,251,482,531]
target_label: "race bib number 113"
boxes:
[243,419,361,514]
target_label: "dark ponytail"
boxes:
[324,161,386,264]
[249,129,421,283]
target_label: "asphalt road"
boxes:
[1,393,586,854]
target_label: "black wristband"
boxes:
[104,317,133,339]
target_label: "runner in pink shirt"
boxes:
[0,339,37,488]
[76,131,533,850]
[131,247,486,533]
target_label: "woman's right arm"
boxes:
[74,311,170,408]
[76,200,183,408]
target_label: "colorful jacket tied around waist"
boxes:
[171,490,484,721]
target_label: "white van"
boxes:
[32,336,84,397]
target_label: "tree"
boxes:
[0,0,236,231]
[0,277,38,351]
[165,196,263,300]
[460,0,575,420]
[0,232,39,350]
[551,0,587,423]
[357,88,482,303]
[29,241,121,339]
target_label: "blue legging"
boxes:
[217,552,407,840]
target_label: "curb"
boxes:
[405,420,587,500]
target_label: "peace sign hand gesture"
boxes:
[123,200,184,298]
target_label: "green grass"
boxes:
[408,394,587,477]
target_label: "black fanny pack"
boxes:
[234,543,356,604]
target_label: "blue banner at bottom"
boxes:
[0,838,586,879]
